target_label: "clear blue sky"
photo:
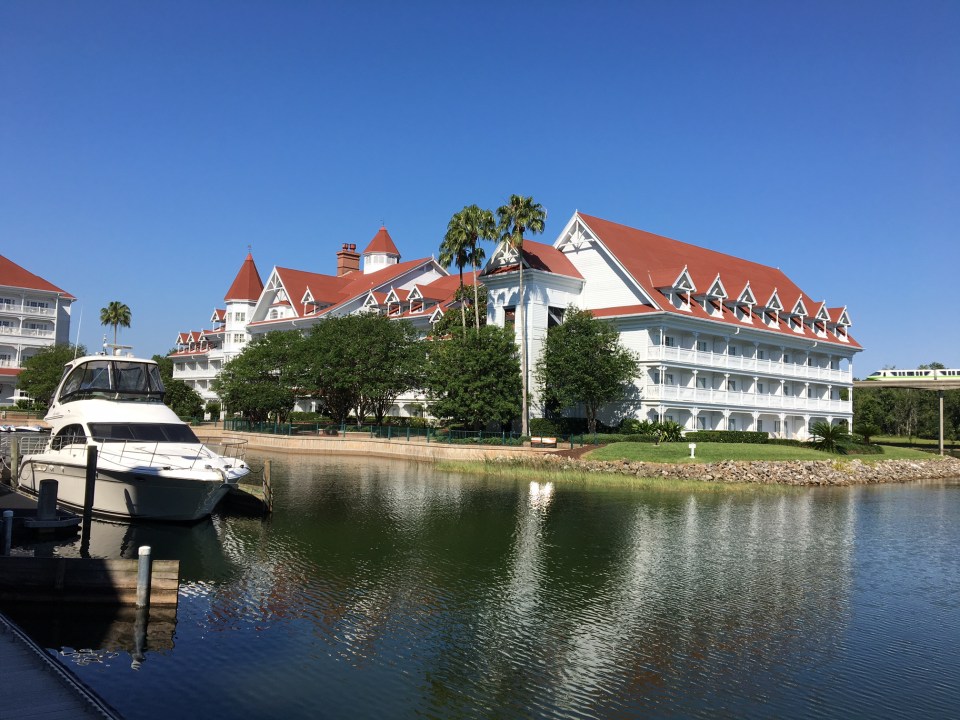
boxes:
[2,0,957,376]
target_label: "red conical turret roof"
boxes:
[362,226,400,257]
[224,253,264,302]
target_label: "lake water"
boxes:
[4,454,960,719]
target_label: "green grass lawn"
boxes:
[584,442,934,463]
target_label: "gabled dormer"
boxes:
[828,306,851,342]
[696,274,727,317]
[760,289,783,328]
[651,266,696,311]
[729,282,756,323]
[407,286,425,314]
[210,308,226,327]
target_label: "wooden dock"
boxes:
[0,611,123,719]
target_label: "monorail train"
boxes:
[867,368,960,380]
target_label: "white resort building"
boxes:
[171,212,861,439]
[482,212,861,438]
[0,255,75,406]
[170,227,462,413]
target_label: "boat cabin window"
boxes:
[51,424,87,450]
[88,423,200,443]
[59,360,166,403]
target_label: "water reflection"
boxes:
[5,454,960,720]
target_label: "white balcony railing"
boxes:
[647,346,850,384]
[0,304,54,317]
[644,384,851,414]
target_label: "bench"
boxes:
[530,436,558,448]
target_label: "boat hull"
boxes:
[18,456,239,522]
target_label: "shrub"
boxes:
[808,421,851,454]
[684,430,769,444]
[767,438,806,447]
[530,418,559,437]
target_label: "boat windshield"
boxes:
[58,360,166,403]
[88,423,200,443]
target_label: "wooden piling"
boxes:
[263,459,273,514]
[83,445,98,524]
[2,510,11,555]
[10,436,19,487]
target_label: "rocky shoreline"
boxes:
[493,453,960,486]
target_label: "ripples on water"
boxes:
[4,458,960,719]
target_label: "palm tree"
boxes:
[809,420,850,454]
[496,194,546,437]
[441,205,496,333]
[100,301,132,347]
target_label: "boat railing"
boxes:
[0,432,50,458]
[87,436,248,471]
[196,437,248,462]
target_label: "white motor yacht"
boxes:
[18,353,249,522]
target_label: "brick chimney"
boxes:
[336,243,360,276]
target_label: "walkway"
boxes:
[0,611,122,719]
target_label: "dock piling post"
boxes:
[137,545,152,608]
[37,479,59,521]
[83,445,98,524]
[263,459,273,514]
[2,510,12,555]
[10,436,20,488]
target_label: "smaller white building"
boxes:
[0,255,75,405]
[170,252,264,404]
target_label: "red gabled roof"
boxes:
[251,257,440,326]
[224,253,264,302]
[577,213,860,348]
[0,255,75,300]
[362,227,400,257]
[484,240,584,279]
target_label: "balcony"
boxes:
[0,326,54,339]
[0,304,54,317]
[645,384,851,414]
[647,346,849,384]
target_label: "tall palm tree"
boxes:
[441,205,496,333]
[100,301,132,347]
[439,215,472,332]
[496,194,546,437]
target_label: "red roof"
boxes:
[224,253,264,302]
[576,214,860,349]
[0,255,75,299]
[250,257,441,326]
[362,227,400,257]
[484,240,584,279]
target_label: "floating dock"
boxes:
[0,610,123,719]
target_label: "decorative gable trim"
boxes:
[737,282,757,305]
[706,275,727,299]
[555,214,597,252]
[764,290,783,312]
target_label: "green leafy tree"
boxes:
[99,301,132,346]
[17,343,87,410]
[535,307,640,434]
[496,194,546,436]
[213,331,303,422]
[425,324,521,429]
[432,284,488,337]
[164,378,204,419]
[300,314,424,425]
[150,353,203,418]
[440,205,496,332]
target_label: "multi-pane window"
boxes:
[697,340,708,352]
[664,336,677,347]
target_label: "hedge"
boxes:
[683,431,769,444]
